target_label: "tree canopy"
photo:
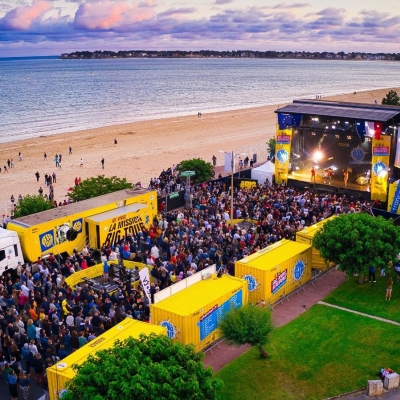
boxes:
[219,304,274,358]
[381,90,400,106]
[68,175,133,202]
[62,334,223,400]
[267,138,276,159]
[13,194,53,218]
[313,214,400,278]
[177,158,214,184]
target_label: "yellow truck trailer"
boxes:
[151,274,248,352]
[235,239,312,305]
[6,188,157,263]
[47,318,166,400]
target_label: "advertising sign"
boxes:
[39,230,55,252]
[275,126,293,184]
[371,136,391,202]
[271,269,287,294]
[198,290,243,341]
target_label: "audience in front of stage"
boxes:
[0,180,372,391]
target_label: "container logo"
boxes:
[271,269,287,294]
[39,230,54,252]
[243,275,260,292]
[293,260,305,281]
[72,218,83,233]
[160,320,178,339]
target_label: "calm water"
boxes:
[1,57,400,143]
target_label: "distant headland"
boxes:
[60,50,400,61]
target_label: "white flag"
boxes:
[139,267,152,303]
[224,152,234,173]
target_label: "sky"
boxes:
[0,0,399,56]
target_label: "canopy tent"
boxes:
[251,161,275,184]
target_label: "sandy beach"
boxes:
[0,86,398,215]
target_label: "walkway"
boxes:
[318,301,400,326]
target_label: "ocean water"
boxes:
[1,57,400,143]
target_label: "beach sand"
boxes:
[0,86,399,214]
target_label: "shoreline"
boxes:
[1,85,399,215]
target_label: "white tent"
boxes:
[251,161,275,184]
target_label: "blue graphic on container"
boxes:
[39,230,54,252]
[72,218,82,233]
[350,147,365,162]
[293,260,305,281]
[390,182,400,213]
[372,161,387,177]
[276,149,289,163]
[198,290,243,341]
[243,274,258,292]
[160,320,178,339]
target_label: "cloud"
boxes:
[0,0,52,30]
[158,8,196,18]
[1,1,400,54]
[74,1,153,30]
[215,0,234,5]
[273,3,310,9]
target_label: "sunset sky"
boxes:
[1,0,399,56]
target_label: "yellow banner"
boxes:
[275,126,293,184]
[65,264,104,287]
[371,136,391,202]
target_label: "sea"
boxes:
[1,56,400,143]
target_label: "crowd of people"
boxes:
[0,167,374,399]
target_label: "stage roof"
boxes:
[276,100,400,122]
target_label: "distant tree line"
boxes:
[60,50,400,61]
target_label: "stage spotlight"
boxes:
[313,150,323,161]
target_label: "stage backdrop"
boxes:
[371,135,391,202]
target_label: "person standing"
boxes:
[386,277,393,300]
[80,158,83,168]
[44,152,47,161]
[103,260,109,284]
[19,371,31,400]
[368,265,376,283]
[101,158,105,169]
[19,152,22,161]
[35,171,40,182]
[8,370,19,400]
[343,169,349,187]
[69,146,72,154]
[212,155,217,167]
[311,166,316,183]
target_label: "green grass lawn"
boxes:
[323,271,400,323]
[215,305,400,400]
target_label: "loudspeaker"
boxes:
[66,228,78,241]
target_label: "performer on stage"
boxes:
[343,169,349,187]
[311,166,316,183]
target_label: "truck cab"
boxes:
[0,228,24,275]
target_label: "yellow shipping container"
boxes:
[47,319,166,400]
[7,188,157,262]
[296,217,336,271]
[235,239,312,305]
[151,274,248,352]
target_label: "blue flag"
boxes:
[278,113,302,130]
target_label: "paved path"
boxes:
[318,301,400,326]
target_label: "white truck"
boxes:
[0,228,24,275]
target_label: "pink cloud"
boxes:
[74,1,153,30]
[1,0,52,30]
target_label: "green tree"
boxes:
[13,194,53,218]
[219,304,274,358]
[382,90,400,105]
[313,214,400,281]
[267,137,276,158]
[177,158,214,184]
[68,175,133,202]
[62,334,223,400]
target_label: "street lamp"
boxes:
[219,150,247,225]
